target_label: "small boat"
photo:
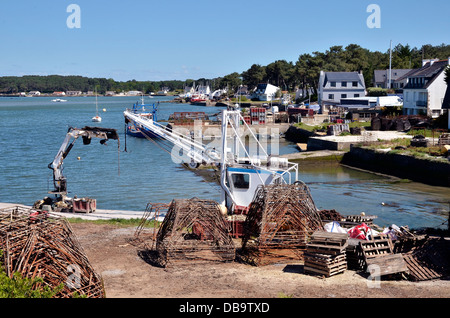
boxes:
[124,98,160,139]
[92,90,102,122]
[52,98,67,102]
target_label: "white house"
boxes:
[211,88,228,99]
[183,85,195,98]
[403,58,450,118]
[318,71,366,113]
[252,83,280,101]
[126,90,143,96]
[196,84,211,96]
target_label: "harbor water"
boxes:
[0,96,448,230]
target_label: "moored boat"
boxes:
[124,99,161,139]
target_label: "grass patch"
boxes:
[407,128,446,138]
[277,292,294,298]
[386,178,412,184]
[291,155,344,163]
[362,138,450,163]
[67,217,160,228]
[294,121,370,133]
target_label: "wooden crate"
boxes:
[401,237,450,281]
[339,215,377,228]
[402,254,441,281]
[304,231,348,277]
[304,252,347,277]
[358,235,410,278]
[346,238,365,270]
[306,231,348,255]
[358,235,393,261]
[366,254,408,277]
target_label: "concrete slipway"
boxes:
[0,202,156,221]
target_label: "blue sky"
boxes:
[0,0,448,81]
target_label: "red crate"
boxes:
[73,198,96,213]
[229,220,245,238]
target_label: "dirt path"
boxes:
[71,223,450,299]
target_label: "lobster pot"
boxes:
[0,206,105,298]
[241,182,323,266]
[156,198,236,267]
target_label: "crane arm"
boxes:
[48,126,119,195]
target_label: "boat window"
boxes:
[231,173,250,189]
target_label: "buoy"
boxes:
[360,212,365,216]
[77,157,81,160]
[218,204,227,215]
[103,108,106,112]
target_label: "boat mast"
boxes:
[388,40,392,90]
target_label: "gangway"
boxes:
[124,108,221,167]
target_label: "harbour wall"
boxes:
[341,146,450,187]
[284,125,316,143]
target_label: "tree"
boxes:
[242,64,266,90]
[444,65,450,85]
[265,60,295,90]
[220,72,242,93]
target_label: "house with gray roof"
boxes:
[402,58,450,118]
[318,71,366,113]
[373,69,412,89]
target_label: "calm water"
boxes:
[0,96,448,229]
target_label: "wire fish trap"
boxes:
[0,206,105,298]
[155,198,236,267]
[241,182,324,266]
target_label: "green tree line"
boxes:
[1,43,448,96]
[241,43,450,97]
[0,75,189,95]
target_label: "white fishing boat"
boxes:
[123,104,298,214]
[52,98,67,102]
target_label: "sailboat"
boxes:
[92,90,102,122]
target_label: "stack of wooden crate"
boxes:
[346,238,365,271]
[358,234,408,278]
[304,231,349,277]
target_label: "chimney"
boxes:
[422,58,439,67]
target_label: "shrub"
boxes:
[0,251,63,298]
